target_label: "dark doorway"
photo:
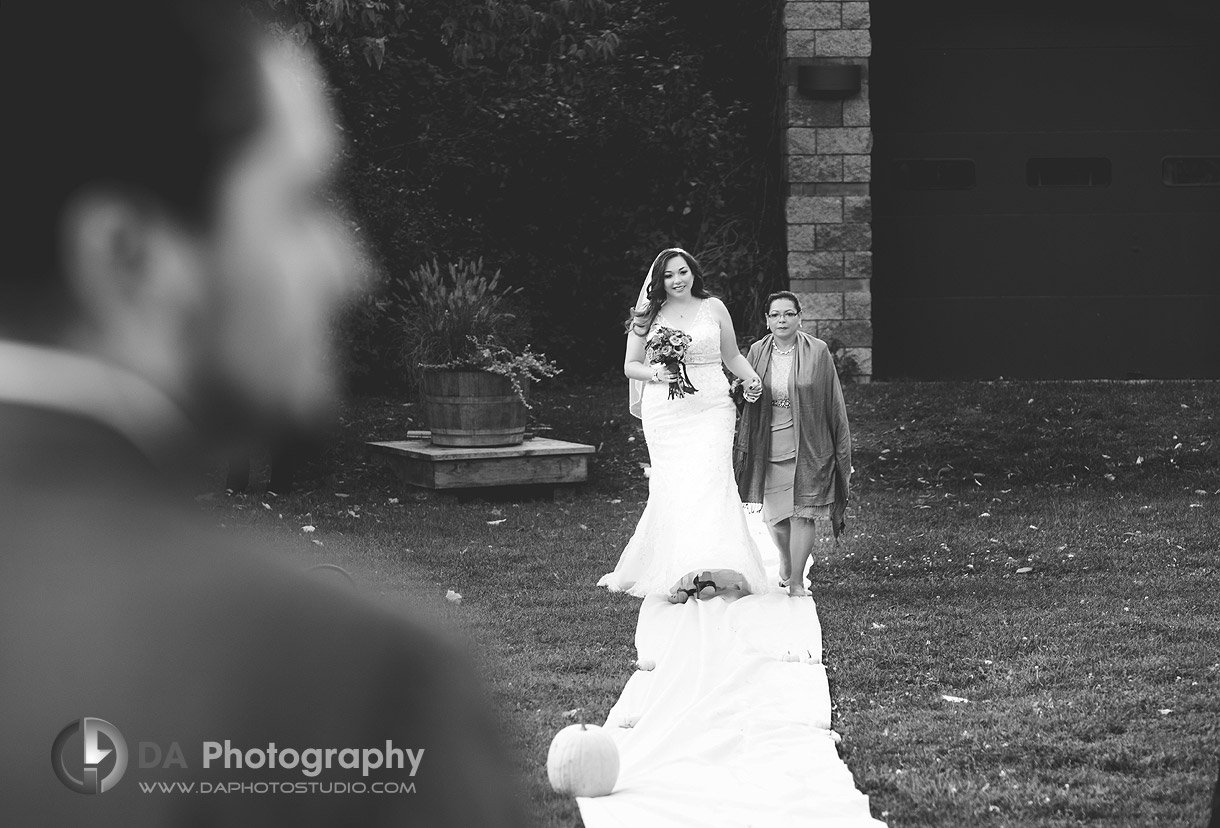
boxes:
[871,0,1220,379]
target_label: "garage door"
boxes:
[871,0,1220,379]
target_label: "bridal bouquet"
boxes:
[646,326,698,400]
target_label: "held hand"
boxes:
[743,376,762,403]
[651,364,679,384]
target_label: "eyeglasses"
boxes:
[766,311,799,319]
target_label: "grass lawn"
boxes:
[209,377,1219,827]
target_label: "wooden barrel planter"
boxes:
[420,369,528,447]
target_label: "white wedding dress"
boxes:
[599,299,768,598]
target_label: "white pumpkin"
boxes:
[546,723,620,797]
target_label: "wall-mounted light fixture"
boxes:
[796,63,861,99]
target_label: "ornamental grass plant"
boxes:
[397,257,559,404]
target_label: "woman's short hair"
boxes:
[764,291,802,315]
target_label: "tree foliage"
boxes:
[255,0,784,388]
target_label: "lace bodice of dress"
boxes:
[656,300,721,365]
[770,347,794,404]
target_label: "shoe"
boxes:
[667,586,696,604]
[778,577,790,589]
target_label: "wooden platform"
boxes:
[367,436,595,490]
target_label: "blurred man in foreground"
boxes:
[0,2,525,825]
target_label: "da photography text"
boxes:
[150,740,424,778]
[54,718,426,797]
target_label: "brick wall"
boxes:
[783,1,872,379]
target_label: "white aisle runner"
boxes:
[577,515,887,828]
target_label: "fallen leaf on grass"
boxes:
[1158,708,1173,715]
[942,694,970,703]
[871,622,887,630]
[311,539,323,547]
[444,589,462,604]
[561,708,583,719]
[1016,567,1033,574]
[979,512,991,518]
[301,525,316,533]
[486,518,507,526]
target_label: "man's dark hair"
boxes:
[5,0,266,339]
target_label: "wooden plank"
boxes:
[379,453,436,489]
[403,429,550,441]
[432,454,588,488]
[368,437,593,490]
[367,438,594,462]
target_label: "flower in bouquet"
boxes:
[646,326,698,400]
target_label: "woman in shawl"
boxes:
[734,291,852,597]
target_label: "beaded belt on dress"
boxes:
[772,398,791,408]
[685,358,722,366]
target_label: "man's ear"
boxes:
[56,188,207,392]
[59,189,162,327]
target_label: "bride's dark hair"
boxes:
[624,249,711,335]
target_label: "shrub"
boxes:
[395,257,521,384]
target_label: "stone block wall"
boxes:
[782,1,872,379]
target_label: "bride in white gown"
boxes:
[599,248,770,601]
